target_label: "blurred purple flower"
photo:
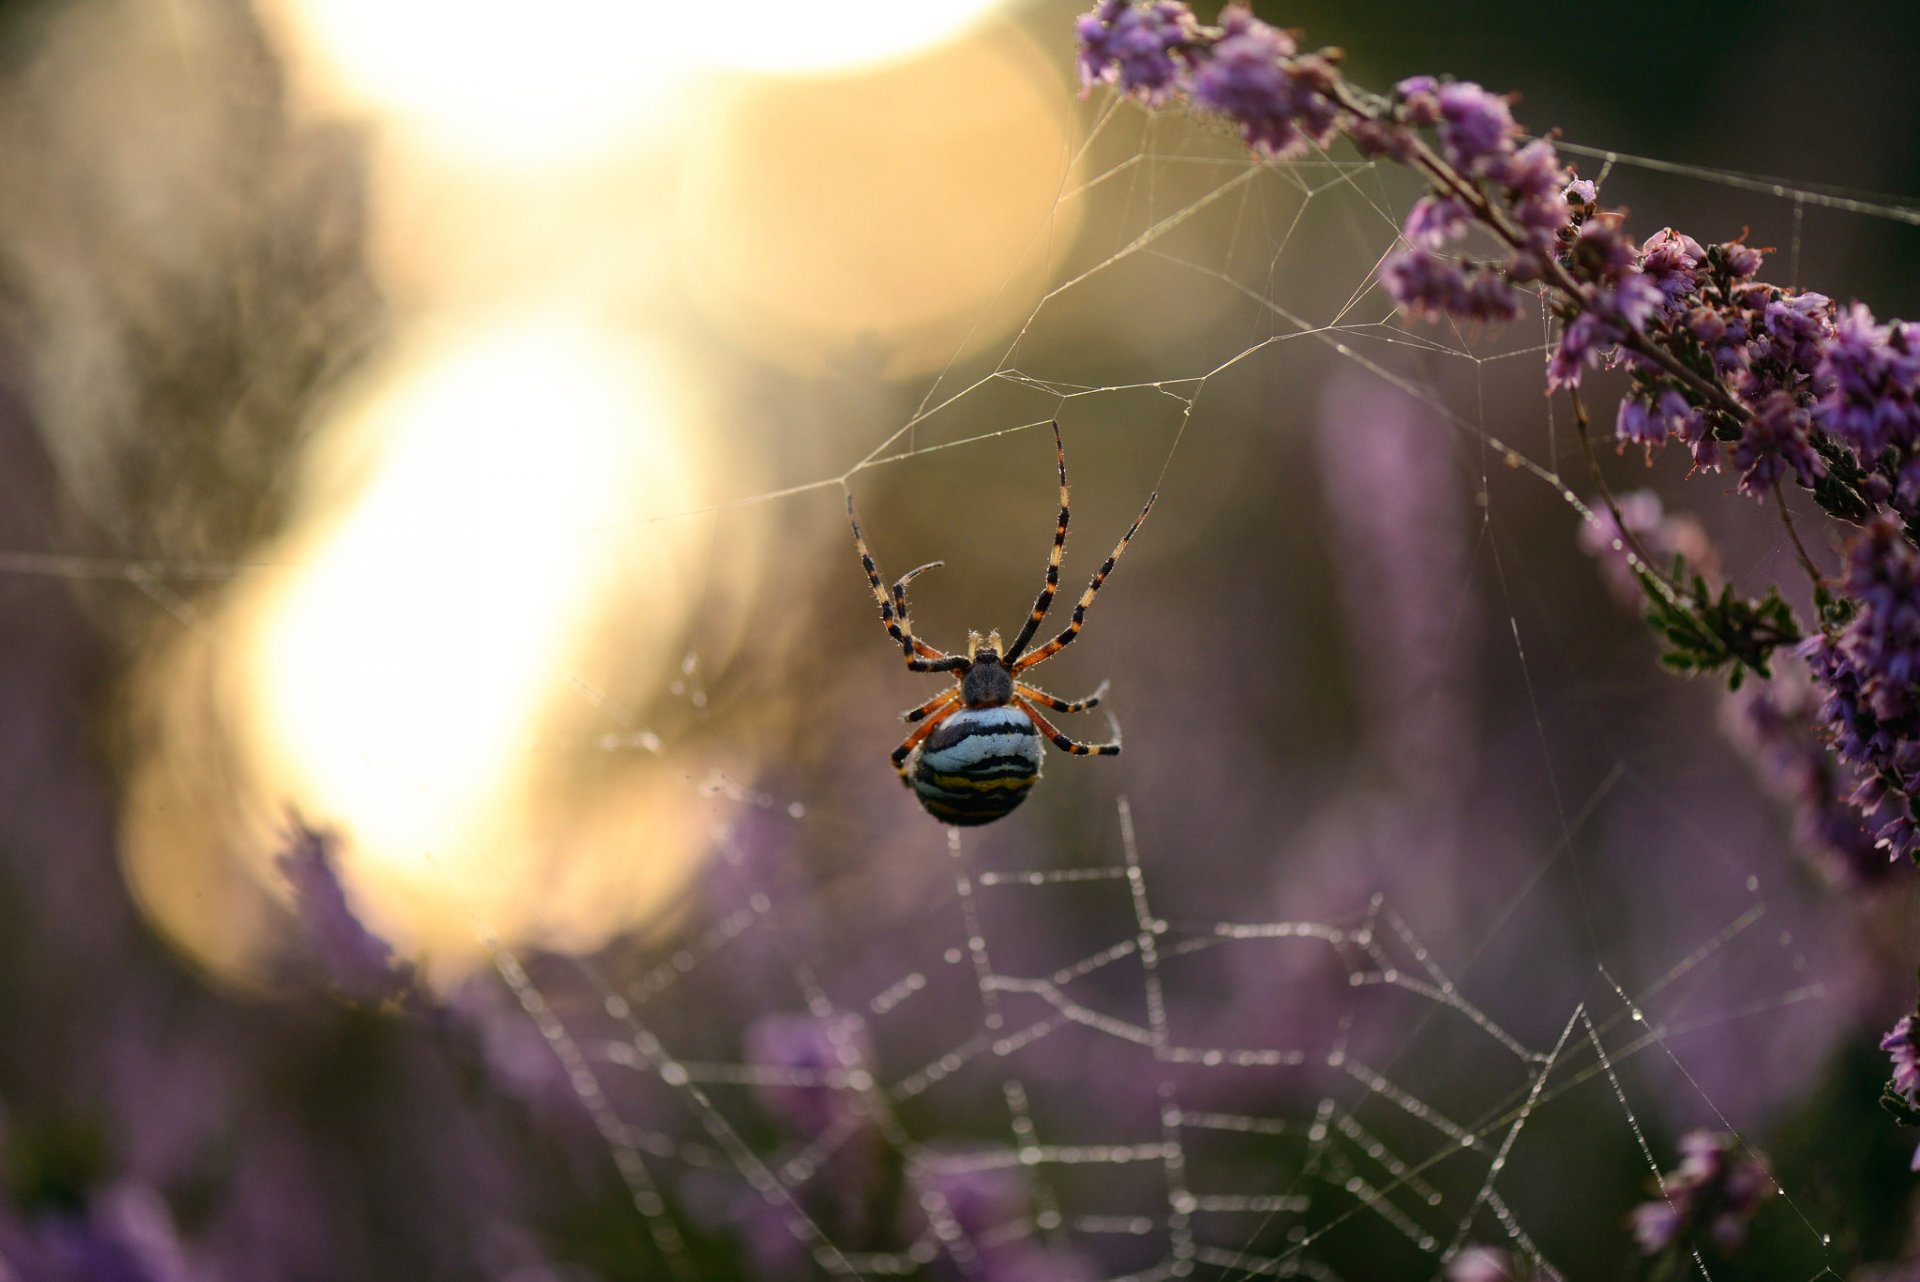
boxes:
[1733,390,1824,496]
[1188,9,1340,159]
[1614,387,1701,452]
[1886,1015,1920,1101]
[0,1182,197,1282]
[1435,82,1515,174]
[1576,489,1718,606]
[1725,666,1889,890]
[1074,0,1196,104]
[1630,1130,1774,1254]
[1318,371,1478,794]
[910,1160,1095,1282]
[745,1013,871,1140]
[275,818,414,1003]
[1404,195,1472,248]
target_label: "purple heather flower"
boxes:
[0,1182,196,1282]
[1577,488,1718,605]
[1733,390,1824,496]
[1498,138,1565,201]
[1404,195,1472,248]
[1188,8,1340,159]
[1885,1014,1920,1099]
[1725,665,1889,890]
[1383,250,1519,323]
[1631,1131,1775,1255]
[1564,177,1597,206]
[1797,522,1920,871]
[744,1013,871,1140]
[1547,312,1611,389]
[275,818,413,1003]
[1844,522,1920,656]
[1549,267,1663,390]
[1641,228,1706,314]
[1435,81,1514,173]
[1382,246,1469,318]
[1567,216,1637,284]
[1614,387,1701,452]
[1802,520,1920,864]
[1720,239,1765,279]
[1074,0,1197,104]
[1346,116,1412,161]
[1629,1198,1684,1255]
[1465,268,1523,321]
[1754,291,1833,386]
[1886,1010,1920,1173]
[1495,141,1572,258]
[1394,75,1440,122]
[1817,302,1920,459]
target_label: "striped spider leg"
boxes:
[1009,489,1156,677]
[1003,464,1155,755]
[847,494,967,675]
[1012,696,1123,757]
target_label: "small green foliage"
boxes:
[1880,1086,1920,1128]
[1809,435,1876,524]
[1635,562,1802,689]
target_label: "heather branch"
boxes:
[1319,78,1745,422]
[1076,0,1920,866]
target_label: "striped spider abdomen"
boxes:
[908,705,1046,826]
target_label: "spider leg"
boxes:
[901,688,963,723]
[847,494,969,675]
[1004,421,1070,663]
[1014,678,1109,715]
[1011,492,1156,674]
[890,702,961,779]
[1015,697,1121,756]
[891,561,948,662]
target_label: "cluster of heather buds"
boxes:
[1820,303,1920,509]
[1629,1131,1775,1256]
[1802,520,1920,863]
[1725,662,1891,889]
[1381,78,1575,324]
[1076,0,1343,159]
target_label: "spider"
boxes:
[846,421,1155,825]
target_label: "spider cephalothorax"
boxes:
[846,421,1154,825]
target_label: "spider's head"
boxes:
[965,629,1006,665]
[961,630,1013,706]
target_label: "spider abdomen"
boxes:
[909,706,1045,826]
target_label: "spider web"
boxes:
[9,24,1917,1282]
[451,91,1896,1282]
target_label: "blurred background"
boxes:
[1,0,1918,1277]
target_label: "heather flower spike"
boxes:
[1630,1131,1776,1256]
[1882,981,1920,1169]
[275,815,416,1004]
